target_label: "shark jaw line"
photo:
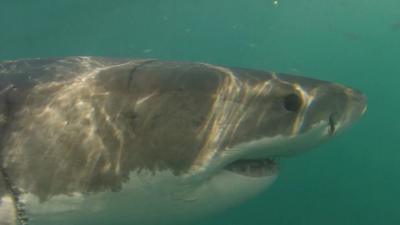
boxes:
[225,158,278,178]
[193,120,330,180]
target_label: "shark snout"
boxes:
[333,87,367,133]
[348,88,367,122]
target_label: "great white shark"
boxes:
[0,57,366,225]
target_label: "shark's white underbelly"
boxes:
[22,170,277,225]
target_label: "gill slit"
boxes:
[0,166,29,225]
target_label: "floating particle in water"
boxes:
[391,22,400,30]
[290,68,300,73]
[343,32,361,41]
[246,43,256,48]
[143,49,153,54]
[273,1,279,7]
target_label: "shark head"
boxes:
[166,64,367,221]
[189,66,367,176]
[94,61,366,224]
[0,58,367,225]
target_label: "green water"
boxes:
[1,1,399,224]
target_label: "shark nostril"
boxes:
[329,113,338,135]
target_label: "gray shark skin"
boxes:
[0,57,366,225]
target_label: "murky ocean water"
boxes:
[1,1,399,224]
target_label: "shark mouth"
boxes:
[225,159,278,177]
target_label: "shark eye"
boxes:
[283,93,302,112]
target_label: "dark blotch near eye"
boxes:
[283,93,302,112]
[124,111,139,129]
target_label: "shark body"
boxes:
[0,57,366,225]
